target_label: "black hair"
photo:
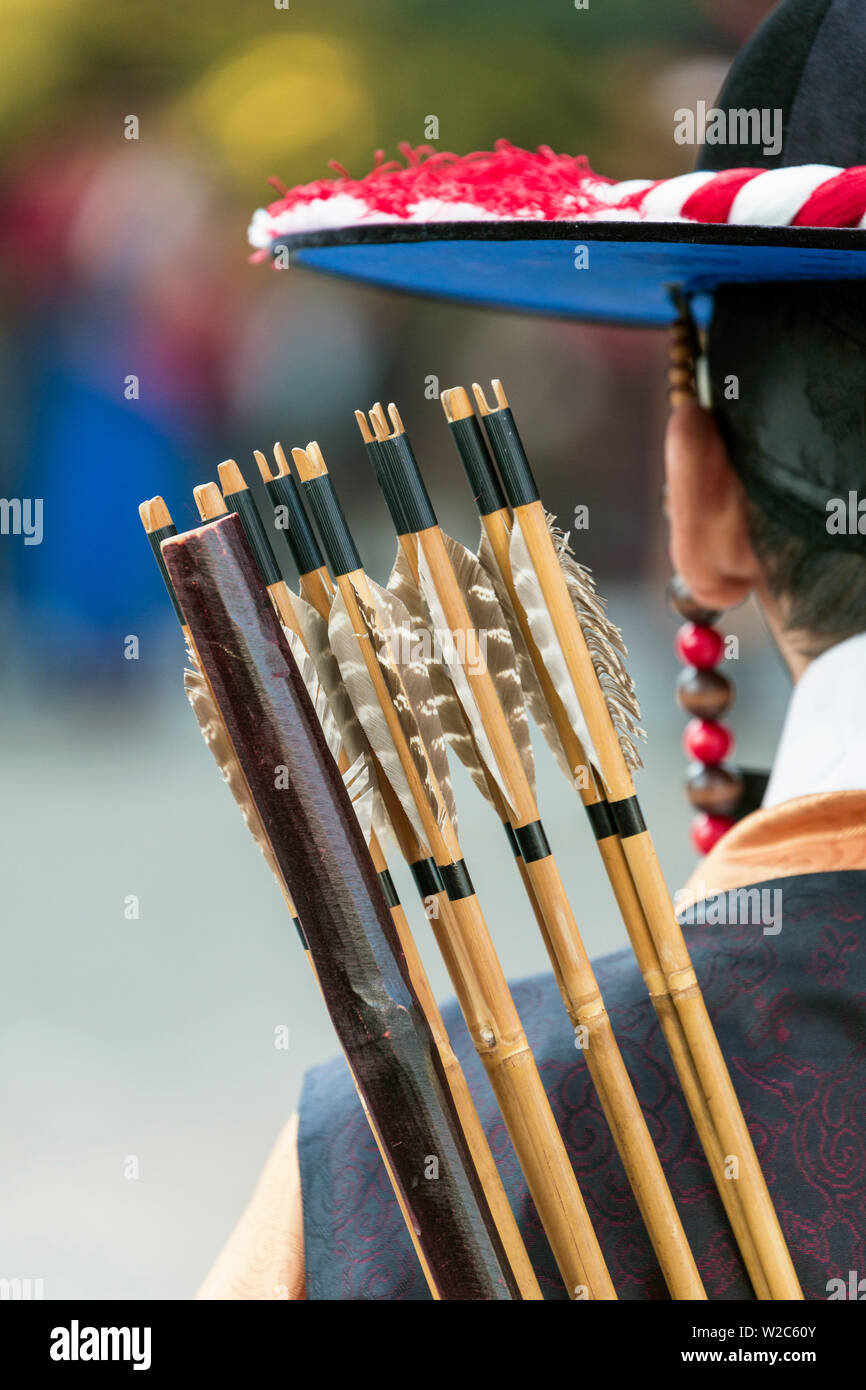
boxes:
[709,280,866,656]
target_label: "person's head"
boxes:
[664,280,866,677]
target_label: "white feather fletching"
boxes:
[328,588,435,852]
[282,625,342,761]
[548,517,645,774]
[418,538,526,816]
[283,604,391,845]
[341,751,377,846]
[388,548,495,807]
[477,526,573,782]
[440,532,535,799]
[366,574,457,835]
[290,594,369,766]
[508,520,604,783]
[288,593,389,845]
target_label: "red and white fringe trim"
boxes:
[248,142,866,253]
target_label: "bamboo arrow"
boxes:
[355,400,705,1302]
[199,465,541,1299]
[156,506,525,1298]
[471,376,802,1301]
[291,439,616,1301]
[140,497,476,1297]
[440,385,771,1299]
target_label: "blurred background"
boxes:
[0,0,790,1298]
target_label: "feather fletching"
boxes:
[440,533,536,799]
[291,592,369,768]
[418,538,528,815]
[366,574,457,834]
[289,593,391,845]
[508,520,604,782]
[282,619,387,846]
[282,625,343,762]
[341,751,378,846]
[547,516,646,772]
[184,654,284,889]
[388,548,495,807]
[328,588,435,851]
[477,526,573,782]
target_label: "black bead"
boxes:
[666,574,721,626]
[686,763,744,817]
[677,667,735,720]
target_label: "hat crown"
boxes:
[698,0,866,172]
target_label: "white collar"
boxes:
[763,632,866,808]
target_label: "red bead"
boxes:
[675,622,724,670]
[690,812,735,855]
[683,718,733,765]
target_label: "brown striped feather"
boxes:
[328,588,437,849]
[508,521,604,780]
[184,653,284,886]
[388,548,496,807]
[418,536,532,816]
[366,574,458,835]
[477,525,573,782]
[547,516,646,772]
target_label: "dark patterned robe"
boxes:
[297,792,866,1300]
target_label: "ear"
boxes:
[664,399,761,611]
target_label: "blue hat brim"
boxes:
[271,221,866,326]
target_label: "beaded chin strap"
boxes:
[666,300,767,855]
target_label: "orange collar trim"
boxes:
[678,790,866,913]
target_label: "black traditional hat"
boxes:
[696,3,866,553]
[249,0,866,326]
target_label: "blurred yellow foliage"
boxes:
[0,0,76,122]
[182,32,373,181]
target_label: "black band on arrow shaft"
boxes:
[447,416,508,517]
[225,489,283,587]
[409,857,443,899]
[265,473,324,577]
[148,524,186,625]
[292,915,308,949]
[378,868,401,908]
[365,439,409,535]
[302,474,362,577]
[584,799,617,841]
[512,820,552,864]
[481,408,541,508]
[377,433,438,533]
[502,822,522,858]
[438,859,475,901]
[608,795,647,839]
